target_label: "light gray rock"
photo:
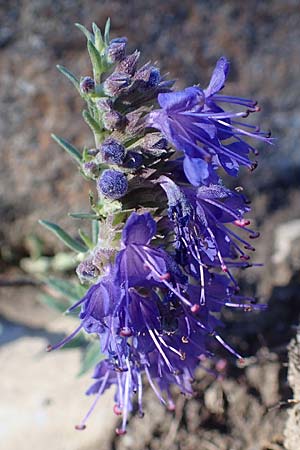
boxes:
[0,335,117,450]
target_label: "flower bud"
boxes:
[97,98,113,112]
[99,138,125,165]
[103,110,124,131]
[76,259,99,283]
[134,64,161,88]
[97,98,125,131]
[80,76,95,94]
[107,37,127,63]
[116,50,140,75]
[103,72,131,97]
[97,169,128,199]
[82,161,99,178]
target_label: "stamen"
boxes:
[75,424,86,431]
[76,371,109,430]
[46,322,84,352]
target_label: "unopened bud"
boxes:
[103,72,131,96]
[116,50,140,75]
[80,76,95,94]
[107,37,127,63]
[99,138,125,165]
[82,161,99,178]
[76,259,100,283]
[97,169,128,199]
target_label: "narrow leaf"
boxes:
[78,340,104,376]
[46,276,87,302]
[56,65,80,93]
[104,18,111,45]
[75,23,95,43]
[87,40,103,82]
[39,220,88,253]
[92,219,99,244]
[51,134,82,164]
[78,229,94,249]
[69,212,99,220]
[92,22,104,51]
[39,293,68,313]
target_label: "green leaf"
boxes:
[46,276,87,302]
[104,18,111,45]
[39,220,88,253]
[78,229,94,249]
[56,65,80,93]
[87,40,103,82]
[75,23,95,43]
[51,134,82,164]
[82,110,103,136]
[92,219,99,244]
[39,293,68,313]
[92,22,104,52]
[78,340,104,376]
[69,212,99,220]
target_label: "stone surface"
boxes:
[284,332,300,450]
[0,336,117,450]
[272,220,300,286]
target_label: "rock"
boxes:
[284,331,300,450]
[0,335,117,450]
[272,220,300,286]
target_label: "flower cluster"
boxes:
[44,21,270,435]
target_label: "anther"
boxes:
[120,327,132,337]
[75,424,86,431]
[240,254,250,261]
[235,186,244,192]
[179,351,186,361]
[190,304,200,313]
[115,428,127,436]
[167,402,176,412]
[250,161,258,171]
[159,272,171,281]
[249,232,260,239]
[237,358,246,368]
[234,219,250,227]
[181,336,189,344]
[113,404,123,416]
[46,345,52,352]
[244,305,252,312]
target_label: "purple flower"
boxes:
[115,212,168,287]
[148,57,271,185]
[159,176,258,286]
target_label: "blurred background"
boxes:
[1,1,300,449]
